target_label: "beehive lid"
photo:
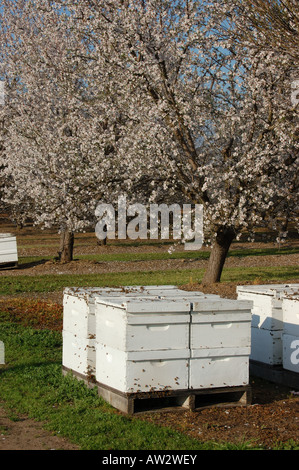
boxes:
[95,296,191,313]
[63,286,175,297]
[63,286,216,302]
[192,298,253,313]
[64,287,123,297]
[237,284,299,298]
[282,292,299,300]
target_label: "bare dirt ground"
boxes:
[0,222,298,450]
[0,406,79,450]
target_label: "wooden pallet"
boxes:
[62,366,251,415]
[96,381,251,415]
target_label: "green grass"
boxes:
[0,244,298,450]
[0,321,261,450]
[1,265,298,296]
[17,245,299,266]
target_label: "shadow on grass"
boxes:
[0,259,52,272]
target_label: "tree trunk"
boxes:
[58,229,74,263]
[202,227,235,285]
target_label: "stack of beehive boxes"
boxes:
[62,286,166,378]
[282,293,299,374]
[62,287,99,378]
[237,284,299,366]
[62,285,218,382]
[189,299,252,389]
[95,296,192,393]
[63,285,252,398]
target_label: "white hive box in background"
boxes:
[0,233,18,266]
[282,293,299,374]
[282,334,299,374]
[237,284,299,365]
[95,297,191,352]
[191,299,252,350]
[251,328,282,365]
[96,345,189,393]
[237,284,299,330]
[282,294,299,337]
[0,340,4,365]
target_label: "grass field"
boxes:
[0,222,298,450]
[1,321,262,450]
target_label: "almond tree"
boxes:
[1,0,298,280]
[77,0,298,283]
[0,0,126,261]
[226,0,299,62]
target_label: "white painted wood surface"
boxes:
[0,340,4,365]
[189,347,250,389]
[62,330,96,376]
[63,286,253,391]
[250,327,282,365]
[237,284,299,367]
[96,344,190,393]
[0,233,18,265]
[282,294,299,337]
[95,297,191,351]
[191,299,252,350]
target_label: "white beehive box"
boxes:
[63,287,122,376]
[282,294,299,374]
[96,344,190,393]
[189,347,250,389]
[282,333,299,374]
[191,299,252,350]
[237,284,299,365]
[282,294,299,337]
[237,284,299,330]
[62,286,212,378]
[95,297,191,352]
[63,288,97,337]
[190,299,251,389]
[251,327,282,365]
[63,286,235,393]
[0,340,4,365]
[63,286,168,334]
[62,330,96,377]
[63,285,219,338]
[0,233,18,266]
